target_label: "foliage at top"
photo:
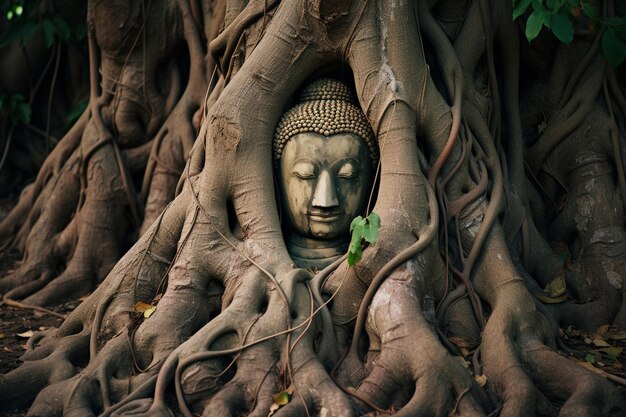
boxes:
[513,0,626,66]
[2,0,23,21]
[0,93,30,124]
[0,0,85,49]
[0,0,87,133]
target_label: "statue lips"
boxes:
[308,210,344,223]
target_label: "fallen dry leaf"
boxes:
[576,360,600,373]
[272,391,290,406]
[16,330,34,338]
[144,306,157,318]
[592,338,611,348]
[134,302,152,313]
[474,374,488,387]
[596,324,611,336]
[607,331,626,340]
[600,346,623,359]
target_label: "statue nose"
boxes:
[312,170,339,208]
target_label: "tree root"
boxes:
[2,1,626,416]
[0,0,213,305]
[481,284,626,417]
[1,297,67,319]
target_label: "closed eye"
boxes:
[292,161,317,179]
[337,161,360,178]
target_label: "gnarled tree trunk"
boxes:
[0,0,220,305]
[0,0,625,416]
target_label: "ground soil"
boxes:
[0,197,81,417]
[0,301,78,417]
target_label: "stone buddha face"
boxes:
[277,132,372,242]
[273,78,378,268]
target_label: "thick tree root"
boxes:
[2,0,626,416]
[0,0,218,306]
[0,130,131,305]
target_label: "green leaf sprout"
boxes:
[348,212,380,266]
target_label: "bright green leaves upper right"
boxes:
[512,0,626,66]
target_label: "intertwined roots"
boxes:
[1,0,626,416]
[0,0,205,306]
[1,180,625,417]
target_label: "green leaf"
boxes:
[272,391,290,406]
[42,19,55,47]
[347,213,380,266]
[581,1,598,19]
[347,244,362,266]
[348,217,365,266]
[526,10,548,41]
[513,0,532,20]
[531,0,548,13]
[19,20,39,44]
[8,98,17,113]
[368,212,380,227]
[602,29,626,67]
[550,13,574,44]
[362,226,377,244]
[547,0,568,12]
[350,215,365,232]
[52,17,70,40]
[4,94,31,125]
[584,353,596,364]
[0,19,38,48]
[16,102,31,123]
[362,212,380,244]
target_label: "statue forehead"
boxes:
[281,132,367,161]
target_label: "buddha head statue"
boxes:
[274,78,378,268]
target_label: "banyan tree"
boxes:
[0,0,625,415]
